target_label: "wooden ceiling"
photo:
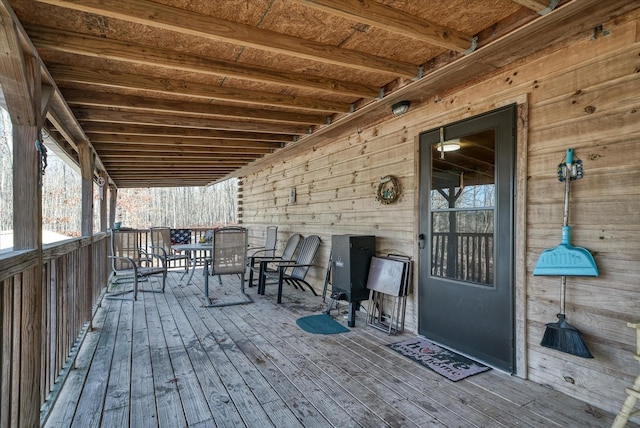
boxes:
[3,0,634,188]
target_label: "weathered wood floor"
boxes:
[44,269,635,428]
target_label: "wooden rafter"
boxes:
[510,0,557,14]
[74,108,311,135]
[48,65,351,113]
[63,89,328,125]
[87,135,282,151]
[35,0,418,77]
[94,146,273,157]
[0,6,35,125]
[298,0,474,53]
[81,124,293,142]
[26,25,379,99]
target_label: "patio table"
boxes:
[172,242,211,285]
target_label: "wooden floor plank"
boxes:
[102,295,133,418]
[167,281,247,428]
[153,288,213,427]
[235,302,432,428]
[43,304,108,428]
[70,300,122,428]
[223,304,346,427]
[146,290,187,428]
[245,294,462,427]
[47,269,639,428]
[172,275,276,427]
[344,328,541,428]
[129,291,159,428]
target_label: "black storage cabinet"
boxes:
[331,235,376,326]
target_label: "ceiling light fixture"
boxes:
[437,138,461,152]
[391,100,410,116]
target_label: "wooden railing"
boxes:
[0,233,109,427]
[432,232,494,285]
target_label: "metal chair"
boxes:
[203,226,252,307]
[247,233,302,287]
[108,229,167,300]
[247,226,278,258]
[150,227,190,271]
[257,235,321,303]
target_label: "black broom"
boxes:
[540,275,593,358]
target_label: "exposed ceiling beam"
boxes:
[510,0,558,15]
[82,124,293,142]
[95,143,271,157]
[105,160,249,166]
[63,89,327,125]
[88,134,283,150]
[26,25,379,99]
[94,146,273,156]
[298,0,474,52]
[97,148,262,159]
[36,0,418,77]
[0,6,35,126]
[48,65,350,113]
[74,108,312,135]
[1,0,116,185]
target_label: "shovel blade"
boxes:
[533,244,598,276]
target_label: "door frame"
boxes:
[413,98,529,378]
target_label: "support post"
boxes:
[99,171,108,231]
[79,141,94,236]
[109,185,118,229]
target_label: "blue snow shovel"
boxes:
[533,149,598,277]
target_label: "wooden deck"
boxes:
[44,269,634,428]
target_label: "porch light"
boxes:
[437,138,461,152]
[391,100,410,116]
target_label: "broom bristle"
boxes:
[540,314,593,358]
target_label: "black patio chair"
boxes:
[248,233,302,287]
[257,235,321,303]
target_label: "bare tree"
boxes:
[0,113,238,242]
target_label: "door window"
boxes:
[430,130,495,286]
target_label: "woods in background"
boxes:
[115,181,238,230]
[0,107,238,240]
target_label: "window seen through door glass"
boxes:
[430,130,496,286]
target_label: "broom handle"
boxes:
[562,163,571,228]
[559,275,566,315]
[559,154,572,315]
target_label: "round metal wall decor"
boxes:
[376,175,400,204]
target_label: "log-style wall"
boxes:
[240,10,640,415]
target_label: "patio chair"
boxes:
[108,229,167,300]
[202,226,252,307]
[247,226,278,259]
[257,235,321,303]
[150,227,190,271]
[247,233,302,287]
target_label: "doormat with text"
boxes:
[387,337,490,382]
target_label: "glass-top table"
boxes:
[171,242,211,285]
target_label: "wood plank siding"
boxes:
[45,272,634,428]
[239,8,640,418]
